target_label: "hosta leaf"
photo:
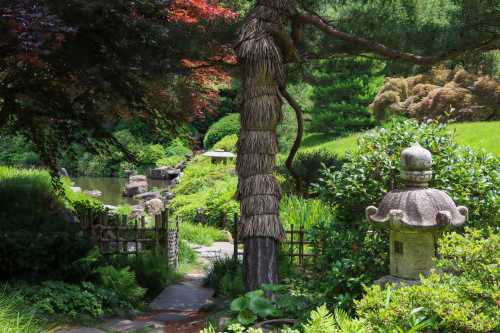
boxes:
[237,309,258,326]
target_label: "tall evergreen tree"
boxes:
[309,57,385,135]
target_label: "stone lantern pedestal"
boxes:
[366,144,468,283]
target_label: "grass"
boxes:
[448,121,500,156]
[299,121,500,157]
[180,221,231,246]
[0,293,49,333]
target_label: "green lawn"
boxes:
[299,121,500,157]
[448,121,500,156]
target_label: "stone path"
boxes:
[57,242,234,333]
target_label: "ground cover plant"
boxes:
[171,155,238,227]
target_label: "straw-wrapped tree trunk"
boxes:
[235,0,297,290]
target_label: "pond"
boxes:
[73,177,171,206]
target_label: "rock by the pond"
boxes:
[175,160,187,171]
[163,191,175,201]
[123,175,148,197]
[134,191,161,201]
[150,166,181,180]
[130,204,145,218]
[145,198,163,215]
[129,175,147,182]
[104,205,118,214]
[84,190,102,198]
[70,186,82,193]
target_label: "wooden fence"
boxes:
[232,214,321,268]
[78,209,180,267]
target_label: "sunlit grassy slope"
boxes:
[300,121,500,157]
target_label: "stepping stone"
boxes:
[150,282,214,311]
[103,319,164,332]
[151,311,189,322]
[57,329,105,333]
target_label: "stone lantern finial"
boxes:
[365,143,468,281]
[400,143,432,187]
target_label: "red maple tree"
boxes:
[169,0,239,119]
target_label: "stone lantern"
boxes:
[366,143,468,280]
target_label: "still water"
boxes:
[73,177,170,206]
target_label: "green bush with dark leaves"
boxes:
[356,228,499,333]
[278,150,344,193]
[203,113,240,149]
[311,119,499,309]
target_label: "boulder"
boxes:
[150,166,170,180]
[129,175,147,182]
[145,198,163,215]
[134,191,161,201]
[162,191,175,201]
[175,161,187,171]
[166,168,181,179]
[123,181,148,197]
[70,186,82,193]
[123,175,148,197]
[150,167,181,180]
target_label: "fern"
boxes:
[96,266,145,307]
[302,305,336,333]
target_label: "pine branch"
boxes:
[296,13,499,65]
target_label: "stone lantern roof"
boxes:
[366,143,468,229]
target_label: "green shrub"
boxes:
[204,113,240,149]
[13,281,113,319]
[355,228,499,333]
[205,257,244,298]
[0,167,94,281]
[312,119,499,309]
[213,134,238,153]
[96,266,145,308]
[277,150,344,193]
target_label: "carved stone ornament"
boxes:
[366,143,468,280]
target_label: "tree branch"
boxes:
[279,86,304,194]
[296,13,499,65]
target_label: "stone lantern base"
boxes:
[390,229,438,280]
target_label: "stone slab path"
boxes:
[57,242,235,333]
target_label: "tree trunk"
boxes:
[243,237,279,290]
[236,0,296,290]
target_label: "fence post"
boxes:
[233,214,238,262]
[299,225,304,268]
[289,224,294,264]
